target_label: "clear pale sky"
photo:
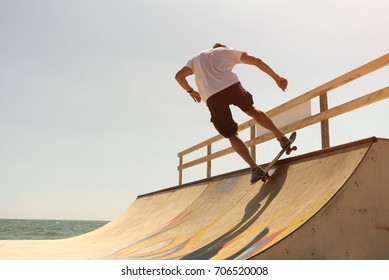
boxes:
[1,0,388,221]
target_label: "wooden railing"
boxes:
[177,53,389,185]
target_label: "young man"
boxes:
[175,43,290,184]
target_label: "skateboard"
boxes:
[261,131,297,182]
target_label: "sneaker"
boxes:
[278,135,291,149]
[250,166,266,184]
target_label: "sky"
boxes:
[0,0,388,221]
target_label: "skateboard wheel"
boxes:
[261,173,271,182]
[286,146,297,155]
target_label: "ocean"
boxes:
[0,219,108,240]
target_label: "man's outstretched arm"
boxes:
[175,67,201,102]
[240,52,288,92]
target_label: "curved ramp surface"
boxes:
[0,137,388,259]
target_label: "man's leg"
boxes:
[244,107,284,139]
[229,134,266,183]
[228,134,257,170]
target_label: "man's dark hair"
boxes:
[213,43,226,48]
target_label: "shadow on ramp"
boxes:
[181,165,289,259]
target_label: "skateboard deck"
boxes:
[261,131,297,182]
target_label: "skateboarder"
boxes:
[175,43,290,183]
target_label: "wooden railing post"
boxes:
[178,156,183,185]
[250,124,256,161]
[207,144,212,178]
[320,92,330,148]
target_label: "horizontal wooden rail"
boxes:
[177,53,389,185]
[246,86,389,147]
[178,53,389,158]
[178,86,389,171]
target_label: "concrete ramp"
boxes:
[0,137,388,259]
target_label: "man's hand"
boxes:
[276,76,288,92]
[240,53,288,92]
[175,66,201,102]
[190,91,201,103]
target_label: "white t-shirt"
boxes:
[185,47,245,102]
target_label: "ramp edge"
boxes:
[138,136,378,198]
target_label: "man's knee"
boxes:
[244,106,258,116]
[227,133,239,140]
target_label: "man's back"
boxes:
[186,47,244,102]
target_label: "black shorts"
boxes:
[206,82,254,138]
